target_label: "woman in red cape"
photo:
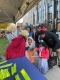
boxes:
[6,30,29,60]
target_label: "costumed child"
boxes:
[35,40,49,74]
[25,37,35,63]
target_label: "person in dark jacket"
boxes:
[33,32,39,47]
[34,26,42,47]
[50,29,57,34]
[34,25,47,47]
[32,28,39,47]
[37,30,60,67]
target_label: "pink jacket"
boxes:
[36,47,49,59]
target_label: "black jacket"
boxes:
[32,32,39,47]
[42,31,60,52]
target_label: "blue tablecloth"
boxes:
[0,57,47,80]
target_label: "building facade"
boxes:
[28,0,60,31]
[23,13,29,24]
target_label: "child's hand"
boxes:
[40,56,44,58]
[30,49,33,51]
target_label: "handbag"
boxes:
[48,55,57,68]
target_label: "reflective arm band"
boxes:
[0,69,10,79]
[0,60,7,65]
[15,74,21,80]
[0,63,13,69]
[11,63,16,75]
[20,69,31,80]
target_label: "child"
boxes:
[25,37,35,63]
[35,40,49,74]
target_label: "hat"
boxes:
[41,26,47,31]
[17,26,20,28]
[27,37,33,42]
[20,30,29,38]
[26,26,31,31]
[26,26,31,28]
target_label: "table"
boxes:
[0,57,47,80]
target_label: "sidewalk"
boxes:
[45,66,60,80]
[34,52,60,80]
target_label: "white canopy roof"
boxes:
[0,0,40,23]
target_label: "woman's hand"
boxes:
[51,51,54,57]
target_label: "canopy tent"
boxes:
[0,0,41,23]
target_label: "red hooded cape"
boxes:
[6,35,26,60]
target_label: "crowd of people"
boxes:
[5,23,60,75]
[0,30,6,38]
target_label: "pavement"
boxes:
[45,66,60,80]
[34,52,60,80]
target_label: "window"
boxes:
[33,13,35,25]
[56,0,58,11]
[37,11,39,24]
[42,10,44,23]
[56,11,58,18]
[48,3,52,24]
[55,0,58,18]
